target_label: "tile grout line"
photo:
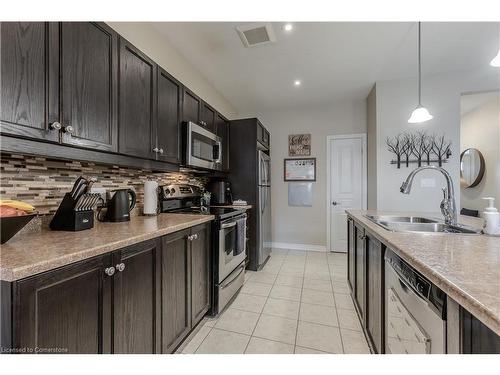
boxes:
[326,250,346,354]
[243,249,287,353]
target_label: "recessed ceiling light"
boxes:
[284,24,293,32]
[294,80,301,86]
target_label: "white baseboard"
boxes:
[270,242,327,252]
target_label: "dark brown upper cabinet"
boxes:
[112,239,161,354]
[182,88,201,125]
[118,37,157,159]
[161,229,191,353]
[59,22,118,152]
[0,22,60,142]
[156,67,181,164]
[215,113,230,171]
[200,102,216,132]
[12,254,113,354]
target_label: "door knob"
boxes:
[104,267,115,276]
[116,263,126,272]
[50,122,62,131]
[332,201,338,206]
[63,125,74,134]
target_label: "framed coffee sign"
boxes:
[284,158,316,181]
[289,134,311,156]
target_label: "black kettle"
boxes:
[100,189,136,222]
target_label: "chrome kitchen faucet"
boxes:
[400,166,457,226]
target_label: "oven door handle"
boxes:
[221,221,237,229]
[220,264,245,289]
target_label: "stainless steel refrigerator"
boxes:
[258,150,272,267]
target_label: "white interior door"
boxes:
[329,136,364,252]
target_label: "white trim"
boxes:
[270,242,327,252]
[326,133,367,253]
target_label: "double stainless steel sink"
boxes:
[364,214,480,234]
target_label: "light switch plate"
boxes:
[420,178,436,188]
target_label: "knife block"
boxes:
[49,193,94,231]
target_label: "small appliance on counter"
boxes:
[97,189,136,222]
[160,183,247,315]
[50,177,102,231]
[143,180,159,216]
[207,180,233,205]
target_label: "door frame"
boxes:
[326,133,367,252]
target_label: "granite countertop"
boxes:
[0,213,214,282]
[347,210,500,336]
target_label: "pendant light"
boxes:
[490,49,500,67]
[408,22,433,124]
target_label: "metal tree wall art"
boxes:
[386,132,452,168]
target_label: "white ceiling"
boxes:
[151,22,500,113]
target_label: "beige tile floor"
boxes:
[178,249,371,354]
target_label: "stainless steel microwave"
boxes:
[183,122,222,171]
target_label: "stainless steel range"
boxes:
[159,184,247,315]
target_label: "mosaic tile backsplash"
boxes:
[0,153,205,217]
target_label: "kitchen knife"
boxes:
[70,176,86,199]
[73,181,89,202]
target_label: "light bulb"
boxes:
[294,80,301,86]
[408,105,433,123]
[284,24,293,32]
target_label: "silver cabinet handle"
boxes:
[193,234,198,240]
[153,147,159,153]
[105,267,115,276]
[116,263,126,272]
[63,125,74,134]
[187,234,193,241]
[358,234,366,240]
[50,122,62,130]
[159,148,164,154]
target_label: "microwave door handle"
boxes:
[214,140,222,163]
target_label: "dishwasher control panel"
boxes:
[386,251,431,299]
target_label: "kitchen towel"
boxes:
[143,180,159,215]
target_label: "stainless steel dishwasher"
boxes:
[385,249,447,354]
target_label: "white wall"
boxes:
[249,101,367,249]
[374,68,500,214]
[107,22,238,119]
[460,91,500,214]
[367,85,377,210]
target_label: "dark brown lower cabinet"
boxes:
[112,239,161,354]
[12,254,112,354]
[2,223,211,354]
[347,218,355,292]
[366,234,384,354]
[161,229,191,354]
[461,308,500,354]
[190,224,211,326]
[354,224,366,323]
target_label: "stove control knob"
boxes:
[163,188,170,196]
[170,188,176,195]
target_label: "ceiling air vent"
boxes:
[236,23,276,47]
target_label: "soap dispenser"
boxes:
[482,197,500,235]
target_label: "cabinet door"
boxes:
[113,239,160,354]
[347,218,356,292]
[190,224,211,326]
[182,88,200,125]
[366,234,384,353]
[118,38,157,159]
[156,67,181,164]
[13,254,112,354]
[215,113,230,171]
[354,224,366,323]
[0,22,59,142]
[60,22,118,151]
[201,102,216,132]
[161,229,191,353]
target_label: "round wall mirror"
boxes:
[460,148,485,188]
